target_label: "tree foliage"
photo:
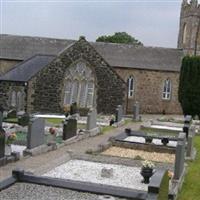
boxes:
[96,32,143,46]
[178,56,200,117]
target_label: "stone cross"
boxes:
[133,101,140,121]
[115,105,123,123]
[27,118,45,149]
[63,118,77,140]
[174,132,186,180]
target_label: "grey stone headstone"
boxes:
[174,132,186,180]
[86,109,97,130]
[27,118,45,149]
[115,105,123,123]
[133,102,140,121]
[63,118,77,140]
[186,134,193,157]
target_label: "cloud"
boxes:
[1,0,182,48]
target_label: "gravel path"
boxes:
[0,183,127,200]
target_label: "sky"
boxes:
[0,0,184,48]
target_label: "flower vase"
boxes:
[5,144,12,156]
[140,167,153,184]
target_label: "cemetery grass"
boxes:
[3,117,18,124]
[177,136,200,200]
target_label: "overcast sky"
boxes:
[1,0,183,48]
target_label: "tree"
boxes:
[96,32,143,46]
[178,56,200,117]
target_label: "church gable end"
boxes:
[31,37,126,114]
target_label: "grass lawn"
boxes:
[177,136,200,200]
[3,118,18,123]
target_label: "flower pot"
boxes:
[161,138,169,146]
[140,167,153,184]
[145,137,152,143]
[5,145,12,156]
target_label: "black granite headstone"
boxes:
[63,118,77,140]
[0,127,5,159]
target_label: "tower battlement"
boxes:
[181,0,200,18]
[178,0,200,55]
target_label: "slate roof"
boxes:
[0,54,56,82]
[0,34,183,72]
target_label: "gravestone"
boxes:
[174,132,186,180]
[86,109,100,136]
[133,102,140,121]
[0,106,4,128]
[70,102,78,115]
[186,126,195,157]
[0,127,6,165]
[115,105,123,123]
[63,118,77,140]
[27,118,45,149]
[183,115,192,139]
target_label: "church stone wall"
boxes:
[0,81,25,110]
[29,37,126,114]
[115,68,182,114]
[0,59,21,76]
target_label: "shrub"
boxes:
[178,56,200,117]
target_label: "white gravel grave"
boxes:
[150,125,182,132]
[43,160,148,191]
[124,136,177,147]
[11,144,26,156]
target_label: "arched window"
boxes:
[127,76,134,98]
[63,61,95,108]
[11,91,16,107]
[183,23,187,45]
[162,79,171,100]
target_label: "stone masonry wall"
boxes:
[115,68,182,114]
[30,37,126,114]
[0,81,25,110]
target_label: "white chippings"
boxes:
[11,144,26,156]
[124,136,177,147]
[43,160,148,191]
[150,125,182,132]
[124,136,145,143]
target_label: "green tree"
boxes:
[178,56,200,117]
[96,32,143,46]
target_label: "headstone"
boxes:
[133,102,140,121]
[115,105,123,123]
[86,109,100,136]
[0,127,5,158]
[0,106,4,128]
[27,118,45,149]
[186,126,195,157]
[63,118,77,140]
[174,132,186,180]
[70,102,78,115]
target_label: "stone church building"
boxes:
[0,0,199,115]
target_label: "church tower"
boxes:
[177,0,200,55]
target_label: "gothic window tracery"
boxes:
[63,61,95,108]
